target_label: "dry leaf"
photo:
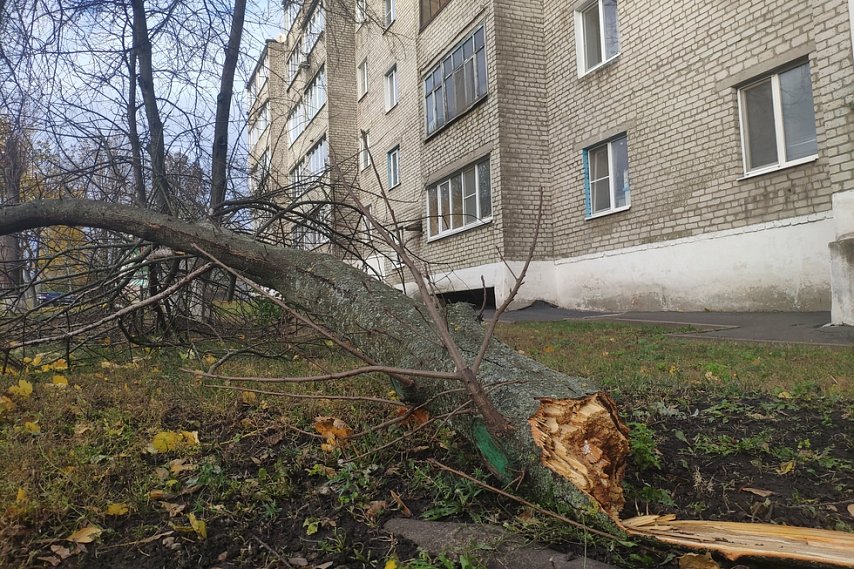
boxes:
[31,354,43,367]
[24,421,40,434]
[188,513,207,539]
[50,544,73,560]
[104,502,129,516]
[36,556,61,567]
[389,490,411,518]
[8,379,33,398]
[168,458,197,475]
[314,416,352,451]
[16,487,28,505]
[777,460,796,475]
[365,500,387,521]
[53,359,68,371]
[151,431,183,453]
[678,552,720,569]
[0,395,15,413]
[51,375,69,387]
[740,487,774,498]
[159,501,186,518]
[847,504,854,518]
[203,354,217,366]
[66,525,102,544]
[240,390,257,405]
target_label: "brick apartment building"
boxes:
[246,0,854,319]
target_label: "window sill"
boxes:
[578,53,620,79]
[426,217,492,242]
[385,102,398,114]
[358,92,368,102]
[388,181,400,190]
[424,94,488,142]
[585,204,630,221]
[737,155,818,180]
[383,19,396,33]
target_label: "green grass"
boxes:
[495,320,854,399]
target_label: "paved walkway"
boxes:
[486,302,854,347]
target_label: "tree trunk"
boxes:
[6,200,854,568]
[0,198,627,533]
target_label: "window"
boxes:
[575,0,619,75]
[248,102,269,148]
[359,131,371,170]
[391,226,406,266]
[387,146,400,188]
[426,158,491,238]
[284,0,301,34]
[384,0,396,26]
[420,0,450,29]
[738,61,817,175]
[385,65,398,111]
[306,4,325,52]
[292,204,331,250]
[357,59,368,99]
[287,68,326,145]
[424,26,487,136]
[356,0,366,23]
[583,134,629,218]
[287,39,302,84]
[290,136,328,198]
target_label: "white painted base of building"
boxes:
[418,212,837,313]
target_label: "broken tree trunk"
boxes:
[0,199,629,532]
[3,200,854,567]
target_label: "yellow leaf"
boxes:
[16,488,28,504]
[777,460,796,475]
[0,395,15,413]
[8,379,33,398]
[104,502,129,516]
[151,431,183,453]
[22,357,32,365]
[66,525,102,544]
[53,359,68,371]
[188,513,206,539]
[24,421,41,434]
[52,375,69,387]
[40,364,52,373]
[384,560,397,569]
[777,391,793,399]
[203,354,217,366]
[100,360,115,369]
[240,390,257,405]
[31,354,43,367]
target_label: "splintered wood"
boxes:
[528,393,629,518]
[623,515,854,567]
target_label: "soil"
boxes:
[3,392,852,569]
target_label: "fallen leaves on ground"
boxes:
[51,375,69,387]
[104,502,129,516]
[66,525,102,544]
[678,552,720,569]
[740,487,774,498]
[24,421,40,434]
[314,416,352,452]
[148,430,200,453]
[8,379,33,398]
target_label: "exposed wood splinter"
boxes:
[528,392,630,518]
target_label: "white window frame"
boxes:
[574,0,620,77]
[390,226,406,267]
[356,0,367,24]
[426,158,492,240]
[384,0,396,26]
[737,62,818,178]
[357,59,368,100]
[583,134,630,219]
[359,131,371,171]
[286,38,303,85]
[284,1,301,35]
[387,145,400,188]
[306,4,325,53]
[384,65,398,111]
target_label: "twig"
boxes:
[252,534,294,568]
[182,365,460,384]
[6,262,214,349]
[426,458,624,543]
[472,187,544,375]
[205,383,405,407]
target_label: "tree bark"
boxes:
[0,198,628,533]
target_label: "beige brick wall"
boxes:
[544,0,854,260]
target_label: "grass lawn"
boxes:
[0,320,851,568]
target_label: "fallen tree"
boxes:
[2,199,853,568]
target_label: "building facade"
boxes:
[247,0,854,316]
